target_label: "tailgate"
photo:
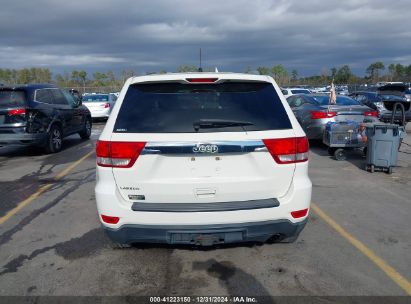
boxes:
[111,138,295,205]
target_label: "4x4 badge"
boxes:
[193,144,219,153]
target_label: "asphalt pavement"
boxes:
[0,122,410,298]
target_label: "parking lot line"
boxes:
[0,150,94,226]
[311,202,411,295]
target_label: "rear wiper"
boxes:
[193,119,254,132]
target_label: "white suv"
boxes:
[95,73,312,246]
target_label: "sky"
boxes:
[1,0,411,76]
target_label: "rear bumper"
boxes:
[104,219,307,246]
[305,123,326,140]
[89,109,110,118]
[0,132,47,146]
[380,111,411,122]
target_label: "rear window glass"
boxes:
[313,95,361,106]
[291,89,310,94]
[114,82,292,133]
[0,90,26,107]
[83,95,109,102]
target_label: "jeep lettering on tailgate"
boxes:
[193,144,219,153]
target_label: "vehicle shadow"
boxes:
[0,137,92,158]
[309,139,367,170]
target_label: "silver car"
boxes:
[82,93,117,120]
[287,94,378,140]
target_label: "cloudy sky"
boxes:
[1,0,411,76]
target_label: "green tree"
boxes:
[271,65,288,86]
[177,65,198,72]
[120,69,135,84]
[93,72,108,87]
[256,66,271,75]
[331,67,337,79]
[78,70,87,91]
[17,68,31,84]
[366,61,385,82]
[405,64,411,82]
[291,69,298,83]
[335,65,353,83]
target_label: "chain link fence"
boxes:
[62,86,123,94]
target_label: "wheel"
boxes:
[79,117,92,139]
[327,147,336,156]
[44,124,63,153]
[334,148,346,161]
[387,167,393,174]
[370,164,375,173]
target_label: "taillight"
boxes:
[8,108,26,116]
[310,111,337,119]
[263,137,309,164]
[101,215,120,224]
[186,78,218,83]
[104,103,110,108]
[291,208,309,218]
[96,140,146,168]
[364,111,378,117]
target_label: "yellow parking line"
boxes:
[0,150,94,225]
[311,202,411,295]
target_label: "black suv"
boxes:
[0,84,92,153]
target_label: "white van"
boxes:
[95,73,312,247]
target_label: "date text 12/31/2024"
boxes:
[150,296,258,303]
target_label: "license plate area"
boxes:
[169,230,244,246]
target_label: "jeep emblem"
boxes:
[193,144,219,153]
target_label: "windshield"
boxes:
[114,82,292,133]
[0,90,26,108]
[313,95,361,106]
[82,94,109,102]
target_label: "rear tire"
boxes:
[334,148,346,161]
[79,117,92,139]
[44,124,63,154]
[327,147,336,156]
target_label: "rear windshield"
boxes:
[0,90,26,108]
[82,95,109,102]
[291,89,310,94]
[114,82,292,133]
[313,95,361,106]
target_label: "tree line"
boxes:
[1,62,411,89]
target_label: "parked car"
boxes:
[82,93,117,120]
[406,87,411,102]
[0,84,92,153]
[95,73,312,247]
[287,94,377,140]
[281,87,311,98]
[350,84,410,125]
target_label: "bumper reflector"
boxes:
[291,208,309,219]
[101,215,120,224]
